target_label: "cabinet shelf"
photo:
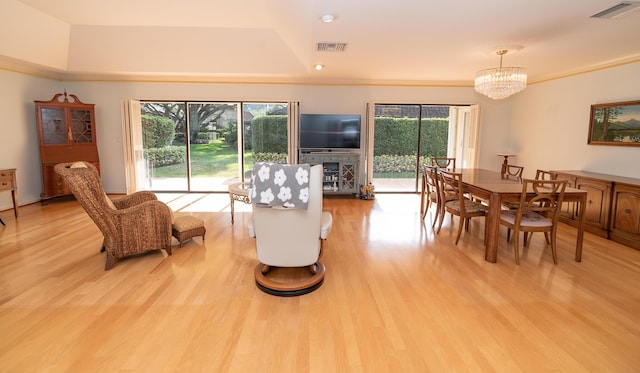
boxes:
[300,152,360,195]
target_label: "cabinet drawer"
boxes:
[41,164,71,198]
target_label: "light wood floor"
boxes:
[1,193,639,372]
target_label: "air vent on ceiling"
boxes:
[317,42,348,52]
[591,1,640,18]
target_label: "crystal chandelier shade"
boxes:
[474,50,527,100]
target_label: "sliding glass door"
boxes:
[138,101,288,192]
[371,104,461,193]
[372,105,421,192]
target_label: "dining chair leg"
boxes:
[512,229,521,265]
[550,229,558,264]
[431,203,440,228]
[420,175,427,219]
[436,209,446,234]
[454,216,464,245]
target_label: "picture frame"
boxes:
[588,100,640,146]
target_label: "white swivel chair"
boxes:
[247,164,333,296]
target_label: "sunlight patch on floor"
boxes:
[360,193,435,248]
[156,193,251,214]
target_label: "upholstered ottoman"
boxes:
[172,216,206,247]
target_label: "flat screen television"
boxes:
[299,114,361,150]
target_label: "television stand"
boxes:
[299,152,360,195]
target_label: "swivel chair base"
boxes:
[254,261,325,297]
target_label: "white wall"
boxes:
[0,70,65,211]
[510,62,640,179]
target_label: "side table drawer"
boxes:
[0,171,15,191]
[0,170,14,178]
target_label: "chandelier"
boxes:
[474,49,527,100]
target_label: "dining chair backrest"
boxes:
[438,169,463,204]
[421,165,440,221]
[425,165,439,194]
[515,179,568,221]
[502,164,524,178]
[535,169,558,182]
[431,157,456,170]
[437,169,488,244]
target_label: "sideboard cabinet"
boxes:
[35,92,100,203]
[553,170,640,250]
[299,152,360,195]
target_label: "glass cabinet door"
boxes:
[70,109,93,143]
[41,107,67,144]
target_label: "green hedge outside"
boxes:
[252,152,288,164]
[374,117,448,157]
[141,114,175,148]
[144,146,186,167]
[252,115,288,154]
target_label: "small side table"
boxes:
[497,153,515,167]
[0,168,18,226]
[228,182,250,224]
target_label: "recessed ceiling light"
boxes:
[321,14,335,23]
[314,64,324,71]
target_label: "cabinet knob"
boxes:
[587,200,592,205]
[625,208,632,214]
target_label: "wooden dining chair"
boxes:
[505,169,559,245]
[421,165,454,227]
[500,178,568,265]
[436,170,488,244]
[431,157,456,169]
[501,163,524,178]
[420,165,437,219]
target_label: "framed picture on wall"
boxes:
[588,100,640,146]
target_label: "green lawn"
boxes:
[151,141,254,178]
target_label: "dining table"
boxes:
[456,168,588,263]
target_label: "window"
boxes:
[123,100,295,193]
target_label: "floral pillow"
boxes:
[250,163,310,209]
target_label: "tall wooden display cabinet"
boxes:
[35,92,100,203]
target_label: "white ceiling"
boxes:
[13,0,640,85]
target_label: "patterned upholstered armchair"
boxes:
[54,161,173,270]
